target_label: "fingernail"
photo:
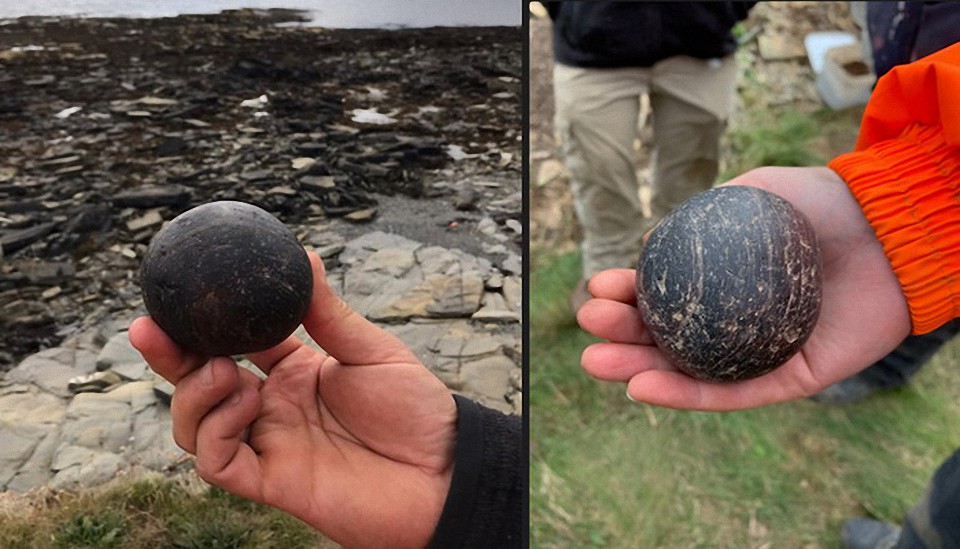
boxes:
[626,387,637,402]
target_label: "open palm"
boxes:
[130,252,457,549]
[578,167,913,411]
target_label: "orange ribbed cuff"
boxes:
[829,123,960,335]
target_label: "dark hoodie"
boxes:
[546,1,756,68]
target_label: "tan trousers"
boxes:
[553,55,739,279]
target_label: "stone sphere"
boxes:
[635,186,822,382]
[140,201,313,356]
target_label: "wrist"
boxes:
[829,123,960,334]
[429,396,522,548]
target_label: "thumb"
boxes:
[301,252,419,366]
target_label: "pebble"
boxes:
[343,207,378,223]
[125,210,164,231]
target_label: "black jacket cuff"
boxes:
[428,395,522,548]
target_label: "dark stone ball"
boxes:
[635,186,822,382]
[140,201,313,356]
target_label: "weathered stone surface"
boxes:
[0,425,44,487]
[106,381,158,413]
[51,451,125,490]
[0,385,67,425]
[344,207,378,223]
[472,291,521,323]
[300,175,337,191]
[52,443,99,471]
[432,329,503,358]
[423,275,485,317]
[0,222,57,256]
[502,275,521,313]
[485,272,504,290]
[5,346,98,398]
[339,233,491,322]
[61,393,134,452]
[459,355,517,413]
[381,321,450,363]
[129,405,183,470]
[125,210,164,232]
[502,252,522,276]
[6,428,59,492]
[360,248,416,278]
[113,184,191,208]
[95,333,149,382]
[341,231,422,257]
[376,274,481,320]
[113,361,148,381]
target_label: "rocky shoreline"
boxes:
[0,11,521,492]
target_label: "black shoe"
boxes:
[841,518,901,549]
[811,319,960,405]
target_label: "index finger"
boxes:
[587,269,639,305]
[129,316,207,384]
[626,354,822,411]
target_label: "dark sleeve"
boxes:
[428,395,523,549]
[867,1,924,77]
[544,0,559,20]
[737,2,759,20]
[548,1,756,68]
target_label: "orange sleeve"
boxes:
[828,43,960,335]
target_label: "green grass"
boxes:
[530,252,960,548]
[720,105,864,183]
[0,474,333,549]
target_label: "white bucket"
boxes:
[814,43,876,110]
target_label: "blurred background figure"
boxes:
[546,1,756,312]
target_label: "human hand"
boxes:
[578,166,913,411]
[129,252,457,549]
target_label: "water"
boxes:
[0,0,519,28]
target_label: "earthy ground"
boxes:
[0,10,521,371]
[0,8,522,507]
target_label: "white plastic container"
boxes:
[804,31,858,74]
[814,43,876,110]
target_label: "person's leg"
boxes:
[897,448,960,547]
[844,449,960,548]
[647,55,738,221]
[552,63,648,282]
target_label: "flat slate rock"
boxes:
[113,184,191,208]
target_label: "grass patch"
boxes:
[531,251,960,547]
[0,474,333,549]
[720,102,864,182]
[54,510,127,548]
[724,109,824,177]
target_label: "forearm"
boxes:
[829,122,960,334]
[828,43,960,334]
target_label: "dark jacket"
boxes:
[429,396,522,548]
[868,1,960,77]
[546,1,756,68]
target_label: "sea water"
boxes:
[0,0,519,28]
